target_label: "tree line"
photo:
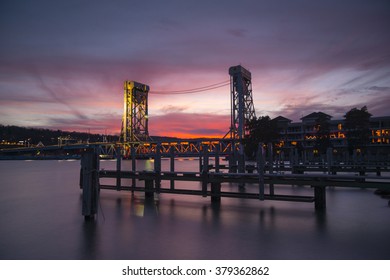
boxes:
[0,125,119,146]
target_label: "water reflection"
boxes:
[129,195,159,218]
[315,210,327,232]
[1,160,389,259]
[80,220,99,259]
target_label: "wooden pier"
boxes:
[80,146,390,219]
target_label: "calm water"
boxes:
[0,159,389,260]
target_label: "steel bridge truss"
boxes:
[120,139,235,158]
[115,66,256,160]
[121,81,151,143]
[227,65,256,140]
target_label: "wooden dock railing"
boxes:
[80,147,390,219]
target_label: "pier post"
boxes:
[268,143,274,196]
[326,148,333,175]
[199,153,203,173]
[376,166,381,177]
[314,185,326,211]
[170,148,175,190]
[257,144,265,201]
[81,148,99,220]
[229,141,237,173]
[79,168,83,189]
[202,145,209,197]
[289,149,294,167]
[154,143,161,193]
[131,145,136,191]
[215,144,220,173]
[352,150,358,165]
[116,146,121,191]
[238,143,245,173]
[145,175,154,199]
[211,182,221,203]
[358,166,366,182]
[238,143,245,188]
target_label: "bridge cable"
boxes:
[149,80,230,95]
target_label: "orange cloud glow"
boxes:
[149,113,230,139]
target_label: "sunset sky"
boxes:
[1,0,389,138]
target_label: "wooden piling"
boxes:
[79,168,83,189]
[211,182,221,203]
[358,167,366,182]
[229,145,237,173]
[81,148,99,219]
[268,143,275,196]
[116,146,121,191]
[257,144,265,201]
[170,148,175,190]
[314,185,326,211]
[145,176,154,199]
[238,143,245,188]
[326,147,333,175]
[376,166,381,176]
[199,153,203,173]
[131,146,136,191]
[154,143,161,193]
[215,144,220,173]
[201,145,209,197]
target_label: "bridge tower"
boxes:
[227,65,256,141]
[120,81,151,142]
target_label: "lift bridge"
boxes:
[0,65,256,160]
[116,65,256,159]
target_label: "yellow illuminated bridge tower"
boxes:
[120,81,151,143]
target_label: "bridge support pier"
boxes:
[314,185,326,211]
[81,148,99,220]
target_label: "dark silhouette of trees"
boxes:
[244,116,280,159]
[0,125,118,146]
[343,106,372,155]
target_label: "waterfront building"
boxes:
[273,112,390,163]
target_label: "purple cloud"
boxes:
[0,0,389,136]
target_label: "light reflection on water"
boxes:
[0,159,389,260]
